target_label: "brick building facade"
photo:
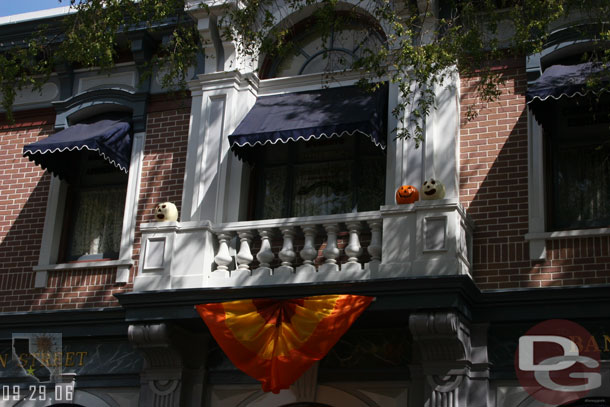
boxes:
[0,2,608,407]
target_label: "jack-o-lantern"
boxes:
[421,178,446,200]
[154,202,179,222]
[396,185,419,204]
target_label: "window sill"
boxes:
[33,259,133,272]
[524,227,610,260]
[525,227,610,241]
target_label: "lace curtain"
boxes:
[554,141,610,229]
[68,187,126,259]
[293,161,352,217]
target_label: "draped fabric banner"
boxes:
[196,294,373,393]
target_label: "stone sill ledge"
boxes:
[525,227,610,241]
[33,259,133,271]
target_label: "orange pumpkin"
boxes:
[395,185,419,204]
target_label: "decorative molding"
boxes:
[77,71,137,94]
[257,71,364,95]
[409,311,469,363]
[128,323,209,407]
[11,82,59,106]
[409,311,489,407]
[53,88,148,132]
[292,362,319,403]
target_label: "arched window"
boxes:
[261,13,386,79]
[242,14,388,220]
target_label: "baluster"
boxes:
[299,226,317,265]
[345,222,363,264]
[297,225,317,277]
[214,232,233,274]
[236,231,253,272]
[276,227,296,274]
[256,229,275,272]
[320,224,340,274]
[366,220,382,274]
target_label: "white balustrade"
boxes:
[136,199,474,291]
[208,213,383,282]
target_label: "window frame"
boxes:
[524,34,610,260]
[259,12,387,80]
[60,152,130,262]
[32,90,147,287]
[545,99,610,231]
[250,135,386,220]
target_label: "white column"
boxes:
[423,69,459,199]
[182,72,257,223]
[181,88,203,221]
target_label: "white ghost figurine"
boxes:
[154,202,179,222]
[421,178,446,200]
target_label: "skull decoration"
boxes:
[395,185,420,204]
[154,202,179,222]
[421,178,446,200]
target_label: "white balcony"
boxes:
[134,199,473,291]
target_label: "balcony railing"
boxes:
[134,199,473,291]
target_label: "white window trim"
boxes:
[34,130,146,287]
[526,94,610,261]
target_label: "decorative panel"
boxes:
[144,237,166,270]
[424,216,447,251]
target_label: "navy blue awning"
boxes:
[527,62,607,103]
[229,85,386,163]
[23,120,132,180]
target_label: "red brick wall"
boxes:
[460,62,610,289]
[131,96,190,266]
[0,110,55,311]
[0,97,190,312]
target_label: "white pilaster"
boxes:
[527,110,547,259]
[423,69,460,199]
[116,130,146,283]
[182,71,258,224]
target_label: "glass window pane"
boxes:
[553,140,610,229]
[358,157,385,212]
[261,166,288,219]
[67,186,126,260]
[292,161,352,216]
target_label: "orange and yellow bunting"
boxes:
[196,294,373,393]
